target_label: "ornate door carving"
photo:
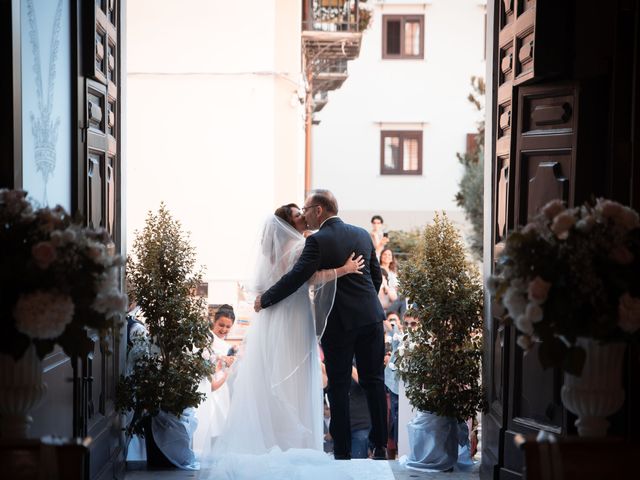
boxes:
[78,1,124,478]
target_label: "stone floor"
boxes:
[125,460,481,479]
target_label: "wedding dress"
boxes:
[200,215,350,479]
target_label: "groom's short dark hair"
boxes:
[309,189,338,215]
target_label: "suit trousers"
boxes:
[321,321,388,456]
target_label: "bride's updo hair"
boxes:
[274,203,299,229]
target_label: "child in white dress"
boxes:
[193,305,237,455]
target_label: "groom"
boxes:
[254,189,388,460]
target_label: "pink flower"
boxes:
[517,334,534,350]
[528,276,551,304]
[618,293,640,334]
[525,302,544,323]
[542,199,565,220]
[551,212,576,239]
[31,241,57,269]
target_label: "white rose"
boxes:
[528,276,551,304]
[504,287,527,318]
[516,334,534,351]
[86,241,110,266]
[31,241,57,269]
[618,293,640,334]
[542,199,565,220]
[14,291,75,339]
[551,212,576,239]
[92,289,128,317]
[525,302,544,323]
[576,215,596,232]
[62,228,77,244]
[514,315,534,335]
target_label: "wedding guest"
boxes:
[378,269,398,313]
[384,314,403,459]
[350,363,371,459]
[403,314,420,331]
[383,312,402,343]
[193,305,237,454]
[380,248,406,319]
[370,215,389,259]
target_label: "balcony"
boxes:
[313,91,329,113]
[313,58,349,93]
[302,0,363,61]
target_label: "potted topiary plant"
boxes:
[116,203,212,469]
[396,212,484,472]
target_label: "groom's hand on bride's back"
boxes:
[254,295,262,313]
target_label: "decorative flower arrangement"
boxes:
[489,198,640,375]
[0,189,127,360]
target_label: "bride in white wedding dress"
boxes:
[201,205,363,479]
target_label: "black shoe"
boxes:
[371,446,387,460]
[334,453,351,460]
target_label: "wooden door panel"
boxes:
[81,1,123,478]
[520,152,571,220]
[514,344,563,430]
[29,351,74,438]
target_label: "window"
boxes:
[382,15,424,59]
[380,131,423,175]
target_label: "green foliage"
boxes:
[397,213,484,421]
[455,76,485,259]
[387,228,422,262]
[116,203,212,435]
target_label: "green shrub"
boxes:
[397,213,484,421]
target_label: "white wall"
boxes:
[126,0,305,305]
[312,0,486,232]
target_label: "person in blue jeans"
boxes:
[384,312,412,458]
[350,362,371,458]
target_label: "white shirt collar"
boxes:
[320,215,339,229]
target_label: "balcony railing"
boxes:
[313,58,348,92]
[302,0,360,33]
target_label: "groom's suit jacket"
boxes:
[260,217,385,332]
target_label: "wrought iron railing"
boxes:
[313,57,348,75]
[302,0,360,33]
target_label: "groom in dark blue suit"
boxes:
[255,189,388,460]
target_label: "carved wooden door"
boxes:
[78,1,124,479]
[483,1,573,478]
[484,1,640,479]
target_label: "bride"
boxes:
[201,204,364,478]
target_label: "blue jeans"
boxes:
[389,391,399,445]
[351,427,371,458]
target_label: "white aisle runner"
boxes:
[332,459,395,480]
[206,450,395,480]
